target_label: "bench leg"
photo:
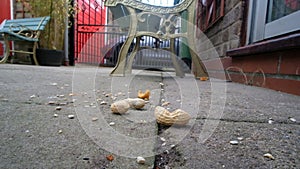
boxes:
[32,42,39,65]
[186,5,208,78]
[170,38,184,77]
[125,36,141,74]
[110,6,137,76]
[110,37,134,76]
[0,35,10,64]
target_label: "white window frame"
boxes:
[247,0,300,44]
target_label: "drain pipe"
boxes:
[64,0,69,66]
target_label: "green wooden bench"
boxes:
[0,16,50,65]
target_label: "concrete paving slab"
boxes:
[0,65,158,168]
[156,72,299,168]
[169,120,300,168]
[0,64,299,168]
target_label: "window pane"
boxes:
[267,0,300,23]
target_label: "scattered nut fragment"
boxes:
[229,140,239,145]
[109,122,115,126]
[200,77,209,81]
[50,83,58,86]
[53,114,58,117]
[263,153,275,160]
[125,98,146,109]
[92,117,98,121]
[237,137,244,141]
[138,90,150,100]
[68,115,75,119]
[268,119,274,124]
[289,117,296,122]
[30,95,37,99]
[106,154,114,161]
[159,83,164,86]
[140,120,147,123]
[59,102,67,106]
[58,130,63,134]
[136,156,145,164]
[100,101,107,105]
[55,106,62,111]
[111,100,130,114]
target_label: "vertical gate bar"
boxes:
[88,32,89,63]
[75,0,108,64]
[94,1,97,25]
[90,32,92,64]
[81,32,84,63]
[90,32,92,63]
[94,32,96,63]
[85,32,87,63]
[88,0,91,25]
[76,3,79,63]
[95,32,97,64]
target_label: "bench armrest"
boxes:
[9,23,37,39]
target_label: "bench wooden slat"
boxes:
[0,16,50,33]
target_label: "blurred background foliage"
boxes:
[19,0,75,50]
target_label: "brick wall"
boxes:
[228,48,300,95]
[196,0,243,59]
[195,1,300,95]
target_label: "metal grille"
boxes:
[75,0,107,64]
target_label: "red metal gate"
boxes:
[0,0,11,57]
[75,0,107,64]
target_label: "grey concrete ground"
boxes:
[0,64,299,169]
